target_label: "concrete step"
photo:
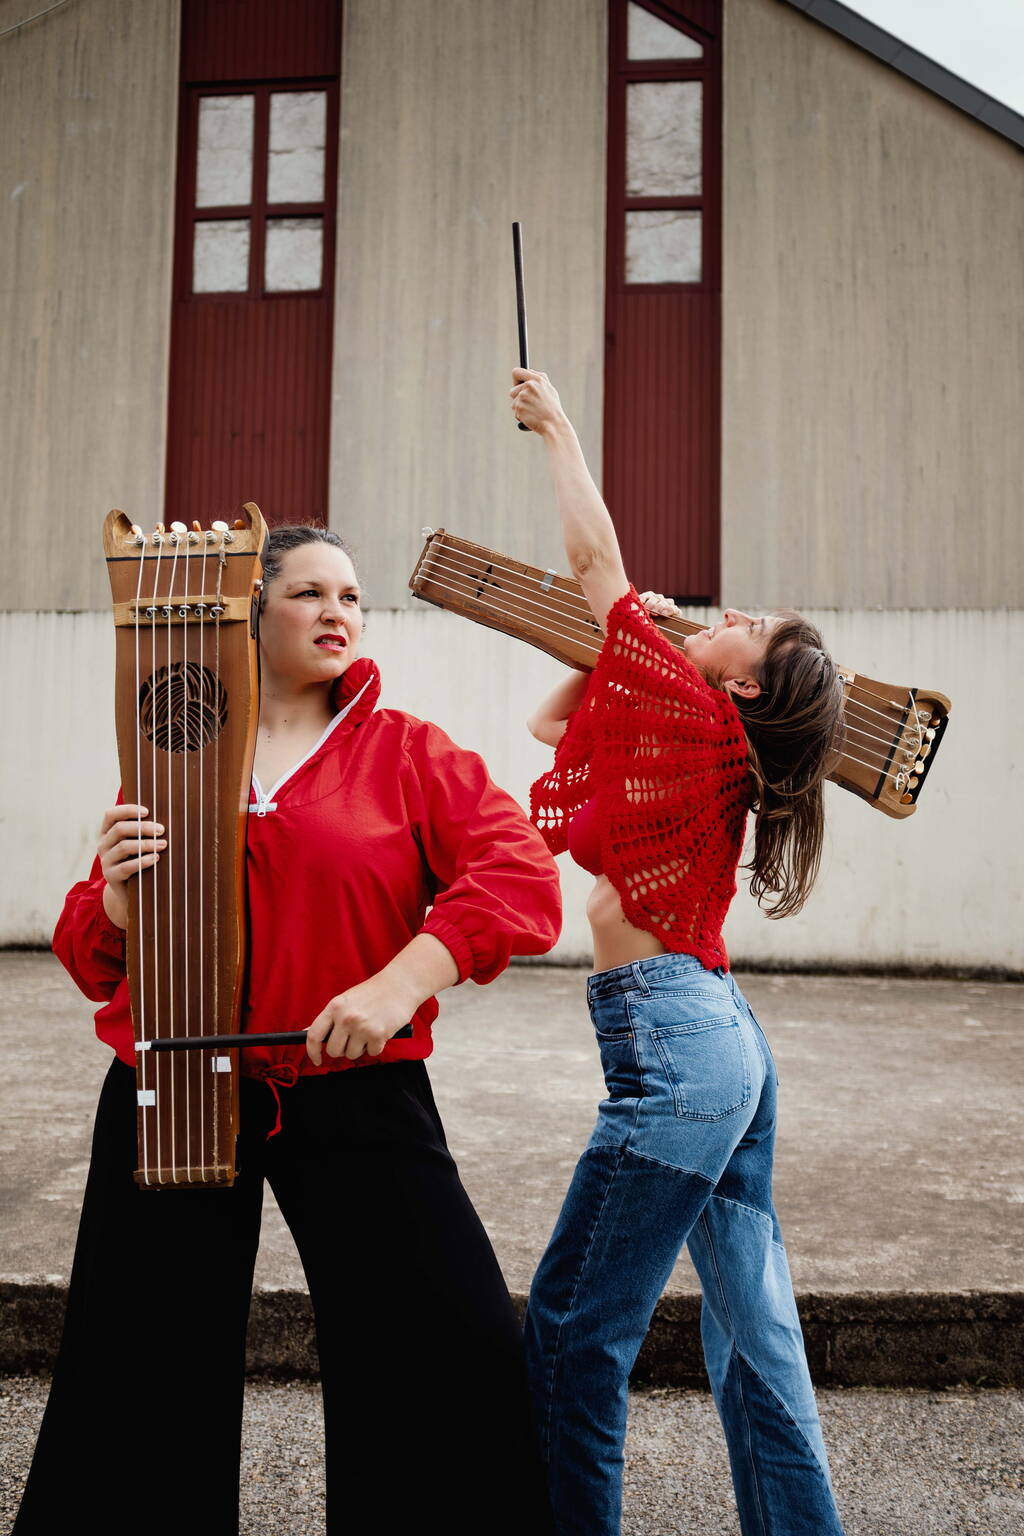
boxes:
[3,1279,1022,1387]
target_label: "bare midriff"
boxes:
[587,875,668,973]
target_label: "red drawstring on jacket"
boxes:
[257,1062,300,1137]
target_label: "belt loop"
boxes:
[630,961,651,996]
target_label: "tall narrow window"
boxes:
[605,1,721,601]
[186,85,331,299]
[166,1,342,527]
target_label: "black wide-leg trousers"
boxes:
[14,1057,550,1536]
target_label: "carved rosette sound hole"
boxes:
[139,665,228,753]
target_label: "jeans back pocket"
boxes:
[645,1013,752,1121]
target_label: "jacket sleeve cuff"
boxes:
[421,912,475,985]
[88,887,127,956]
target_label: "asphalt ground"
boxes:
[3,1378,1022,1535]
[1,954,1022,1384]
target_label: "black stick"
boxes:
[513,221,530,432]
[137,1024,413,1052]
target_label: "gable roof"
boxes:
[780,0,1024,151]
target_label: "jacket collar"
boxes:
[330,656,380,725]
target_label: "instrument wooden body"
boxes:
[409,530,951,820]
[103,505,268,1187]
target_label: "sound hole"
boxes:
[139,665,228,753]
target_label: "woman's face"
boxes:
[258,543,363,690]
[684,609,776,696]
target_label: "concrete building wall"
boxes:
[0,0,179,613]
[1,0,1019,970]
[330,0,608,609]
[721,0,1024,611]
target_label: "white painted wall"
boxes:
[4,607,1019,970]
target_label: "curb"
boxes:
[3,1282,1021,1388]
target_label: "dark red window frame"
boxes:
[174,78,340,303]
[165,0,342,528]
[604,0,722,603]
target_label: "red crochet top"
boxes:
[530,586,752,970]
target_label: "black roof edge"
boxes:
[779,0,1024,152]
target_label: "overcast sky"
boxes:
[846,0,1024,115]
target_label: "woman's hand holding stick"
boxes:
[304,932,458,1064]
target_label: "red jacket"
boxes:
[54,658,562,1082]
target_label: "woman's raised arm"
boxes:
[510,368,630,629]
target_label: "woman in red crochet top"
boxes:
[511,367,846,1536]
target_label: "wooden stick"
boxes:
[138,1023,413,1052]
[513,221,531,432]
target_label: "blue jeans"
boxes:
[525,954,845,1536]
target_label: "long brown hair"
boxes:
[730,613,845,919]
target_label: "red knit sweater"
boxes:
[530,587,752,970]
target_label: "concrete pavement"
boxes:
[3,1377,1022,1535]
[1,953,1021,1384]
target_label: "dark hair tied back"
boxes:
[262,524,356,586]
[731,612,845,919]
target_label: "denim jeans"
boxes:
[524,953,845,1536]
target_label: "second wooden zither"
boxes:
[409,530,951,821]
[103,504,268,1188]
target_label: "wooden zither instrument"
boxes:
[103,504,268,1187]
[409,530,951,819]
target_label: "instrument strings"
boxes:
[178,533,191,1178]
[149,533,165,1184]
[417,547,928,784]
[166,534,182,1183]
[213,546,225,1176]
[132,541,151,1187]
[198,533,208,1179]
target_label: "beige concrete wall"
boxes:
[5,606,1020,970]
[330,0,608,609]
[3,0,1019,977]
[721,0,1024,610]
[6,0,1020,619]
[0,0,179,613]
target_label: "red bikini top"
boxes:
[567,796,603,877]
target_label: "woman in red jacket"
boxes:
[511,368,846,1536]
[15,525,561,1536]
